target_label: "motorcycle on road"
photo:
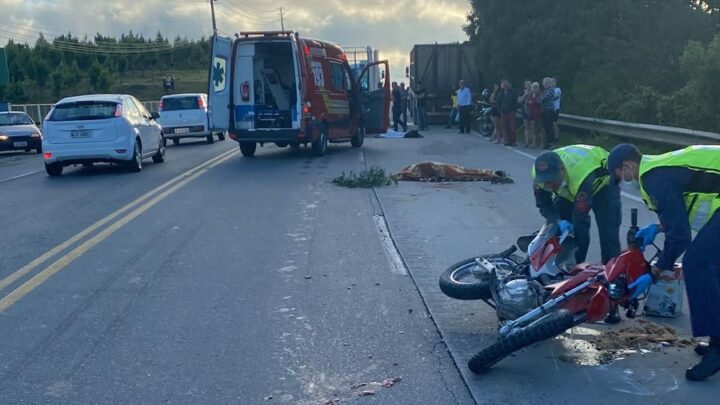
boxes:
[439,209,651,373]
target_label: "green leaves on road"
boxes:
[332,167,398,188]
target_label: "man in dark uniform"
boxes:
[608,143,720,381]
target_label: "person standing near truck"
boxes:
[392,82,405,132]
[446,85,459,129]
[496,79,517,146]
[456,80,472,134]
[415,81,428,131]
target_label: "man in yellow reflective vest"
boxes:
[608,143,720,381]
[533,145,622,264]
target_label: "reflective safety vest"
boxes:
[639,145,720,231]
[533,145,610,201]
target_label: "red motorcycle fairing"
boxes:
[603,249,648,286]
[546,265,604,296]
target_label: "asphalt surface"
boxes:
[364,129,716,404]
[0,139,471,404]
[1,129,717,404]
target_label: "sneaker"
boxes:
[686,346,720,381]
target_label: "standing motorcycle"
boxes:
[439,209,651,373]
[474,101,495,137]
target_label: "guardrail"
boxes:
[9,101,720,146]
[558,113,720,146]
[11,101,160,124]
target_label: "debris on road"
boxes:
[350,383,367,389]
[358,390,376,397]
[590,319,694,351]
[395,161,513,184]
[382,377,402,388]
[332,166,398,188]
[376,129,423,138]
[557,319,696,365]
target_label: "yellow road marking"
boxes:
[0,149,239,312]
[0,148,238,294]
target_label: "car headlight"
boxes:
[608,278,627,300]
[0,135,8,141]
[30,133,41,138]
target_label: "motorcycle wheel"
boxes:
[439,255,518,300]
[467,310,579,373]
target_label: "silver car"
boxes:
[0,112,43,153]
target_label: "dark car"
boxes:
[0,112,42,153]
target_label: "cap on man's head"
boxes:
[607,143,640,184]
[534,151,563,183]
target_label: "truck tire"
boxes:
[240,142,257,157]
[467,310,578,373]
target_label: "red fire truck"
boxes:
[208,31,390,157]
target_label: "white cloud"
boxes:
[0,0,470,80]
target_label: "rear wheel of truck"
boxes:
[239,142,257,157]
[312,127,328,156]
[206,134,215,144]
[218,132,226,141]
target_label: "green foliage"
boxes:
[1,32,210,103]
[332,167,398,188]
[466,0,720,131]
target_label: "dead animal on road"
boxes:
[396,161,513,184]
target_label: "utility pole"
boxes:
[279,7,285,32]
[210,0,218,36]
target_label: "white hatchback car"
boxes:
[42,94,166,176]
[157,93,224,145]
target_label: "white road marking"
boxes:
[373,214,408,275]
[0,170,43,183]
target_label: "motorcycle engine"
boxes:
[495,279,544,321]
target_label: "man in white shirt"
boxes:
[552,78,561,142]
[456,80,472,133]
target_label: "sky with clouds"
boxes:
[0,0,471,81]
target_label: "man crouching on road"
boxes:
[608,144,720,381]
[533,145,623,322]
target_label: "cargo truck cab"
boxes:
[208,31,390,157]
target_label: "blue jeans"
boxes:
[683,210,720,337]
[416,106,427,129]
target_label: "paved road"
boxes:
[1,130,717,404]
[0,140,472,404]
[363,129,716,404]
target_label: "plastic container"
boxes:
[644,263,684,318]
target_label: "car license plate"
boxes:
[71,130,92,138]
[174,128,190,134]
[13,141,28,147]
